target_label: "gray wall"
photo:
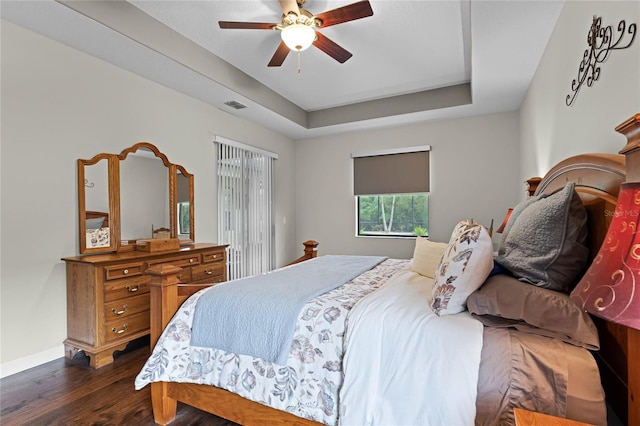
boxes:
[520,1,640,182]
[0,20,297,373]
[295,112,522,259]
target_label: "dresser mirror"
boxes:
[77,142,194,254]
[78,154,118,254]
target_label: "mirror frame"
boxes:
[77,142,194,254]
[77,153,119,254]
[172,164,195,243]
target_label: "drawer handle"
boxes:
[189,258,194,263]
[123,269,129,275]
[111,324,128,334]
[206,269,213,275]
[177,273,183,280]
[126,284,140,293]
[111,305,128,315]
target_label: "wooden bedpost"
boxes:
[525,177,542,196]
[303,240,319,258]
[287,240,319,265]
[614,113,640,426]
[147,264,182,425]
[147,264,182,347]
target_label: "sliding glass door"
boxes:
[215,137,276,280]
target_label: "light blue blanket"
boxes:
[190,255,387,365]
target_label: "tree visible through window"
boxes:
[357,193,429,237]
[178,202,190,235]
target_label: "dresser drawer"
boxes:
[63,243,225,368]
[147,254,200,269]
[104,276,150,302]
[104,311,149,343]
[191,262,225,282]
[104,262,144,281]
[202,250,225,263]
[104,293,150,321]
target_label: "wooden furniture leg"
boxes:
[89,347,125,368]
[151,382,177,426]
[147,264,182,425]
[64,340,130,368]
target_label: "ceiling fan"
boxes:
[218,0,374,67]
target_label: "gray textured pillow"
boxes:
[467,274,599,350]
[494,183,588,292]
[497,195,541,255]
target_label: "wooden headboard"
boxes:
[532,152,629,424]
[530,113,640,426]
[534,153,626,263]
[86,210,109,228]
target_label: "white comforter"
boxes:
[339,265,484,426]
[135,260,484,425]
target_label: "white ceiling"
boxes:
[1,0,565,140]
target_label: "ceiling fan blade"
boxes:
[279,0,300,16]
[268,41,290,67]
[313,32,353,63]
[314,1,373,28]
[219,21,278,30]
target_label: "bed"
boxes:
[135,114,640,425]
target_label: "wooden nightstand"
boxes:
[514,408,594,426]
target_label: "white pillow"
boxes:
[412,237,448,279]
[431,220,494,316]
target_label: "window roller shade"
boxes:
[353,150,430,195]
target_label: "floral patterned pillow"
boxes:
[431,220,494,316]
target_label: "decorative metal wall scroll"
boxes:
[566,16,636,106]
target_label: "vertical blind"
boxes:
[215,137,276,280]
[352,146,431,195]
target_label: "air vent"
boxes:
[224,100,247,110]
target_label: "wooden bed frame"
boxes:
[147,240,322,425]
[146,115,640,426]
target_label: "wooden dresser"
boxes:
[62,243,227,368]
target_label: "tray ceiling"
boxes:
[1,0,565,139]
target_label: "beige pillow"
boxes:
[412,237,448,279]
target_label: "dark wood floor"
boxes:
[3,340,625,426]
[0,338,238,425]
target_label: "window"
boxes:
[353,146,430,238]
[357,194,429,237]
[215,136,277,280]
[177,202,190,235]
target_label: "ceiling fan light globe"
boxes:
[281,24,315,51]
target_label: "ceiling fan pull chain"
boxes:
[297,50,302,75]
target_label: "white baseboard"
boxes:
[0,345,65,379]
